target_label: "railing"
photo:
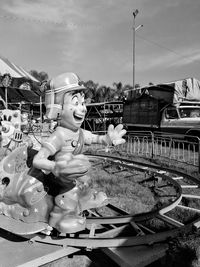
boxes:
[28,129,200,173]
[85,131,200,173]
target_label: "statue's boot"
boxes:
[79,189,108,211]
[49,190,86,234]
[75,175,109,211]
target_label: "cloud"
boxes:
[1,0,199,86]
[1,0,59,21]
[138,52,176,71]
[169,48,200,67]
[0,0,130,27]
[132,44,200,73]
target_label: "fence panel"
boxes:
[85,131,200,173]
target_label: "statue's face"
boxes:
[60,91,87,131]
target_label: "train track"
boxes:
[29,153,200,250]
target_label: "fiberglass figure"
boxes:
[33,72,126,233]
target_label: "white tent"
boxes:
[163,77,200,103]
[0,55,40,107]
[0,55,39,82]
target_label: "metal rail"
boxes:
[87,131,200,172]
[1,153,200,266]
[28,155,200,249]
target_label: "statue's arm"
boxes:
[83,124,126,146]
[33,147,55,173]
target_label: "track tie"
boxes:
[182,194,200,199]
[88,209,101,217]
[106,203,129,216]
[87,209,117,230]
[172,176,183,180]
[126,164,149,171]
[177,205,200,213]
[130,221,145,236]
[181,185,198,189]
[89,224,96,238]
[137,223,155,234]
[141,166,149,170]
[193,220,200,229]
[156,170,166,174]
[92,225,128,238]
[156,214,184,227]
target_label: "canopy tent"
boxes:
[0,56,39,82]
[129,77,200,104]
[0,55,41,106]
[163,77,200,103]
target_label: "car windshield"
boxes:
[179,107,200,118]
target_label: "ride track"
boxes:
[30,153,200,247]
[1,152,200,266]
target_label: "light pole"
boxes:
[133,9,139,90]
[135,24,143,31]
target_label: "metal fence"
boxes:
[86,131,200,173]
[29,129,200,173]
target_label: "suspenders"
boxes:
[73,128,84,155]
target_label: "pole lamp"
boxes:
[132,9,139,90]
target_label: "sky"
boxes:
[0,0,200,88]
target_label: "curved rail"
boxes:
[30,154,200,249]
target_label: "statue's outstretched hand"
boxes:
[106,124,126,146]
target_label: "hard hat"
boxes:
[45,72,86,120]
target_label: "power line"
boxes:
[136,32,200,66]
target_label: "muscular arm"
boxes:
[32,127,63,173]
[33,147,55,172]
[90,133,112,145]
[83,129,112,146]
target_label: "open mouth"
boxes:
[73,113,84,123]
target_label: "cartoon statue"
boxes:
[33,72,126,233]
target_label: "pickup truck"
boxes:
[160,102,200,137]
[123,78,200,138]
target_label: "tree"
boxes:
[29,70,49,95]
[96,85,112,102]
[30,70,49,83]
[113,82,123,101]
[83,80,99,103]
[134,83,140,89]
[122,84,133,100]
